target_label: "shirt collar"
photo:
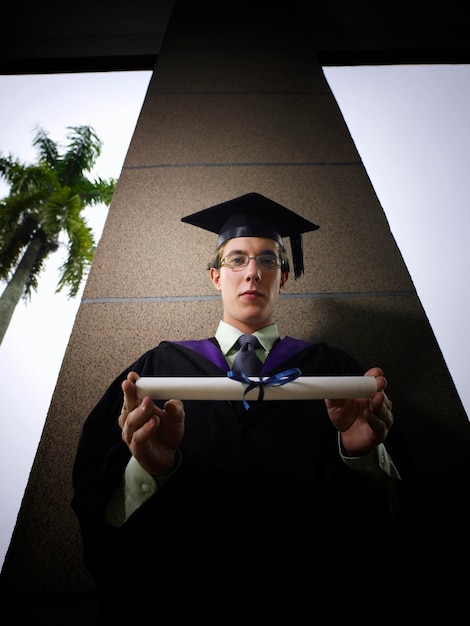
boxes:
[215,320,279,357]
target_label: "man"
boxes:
[71,192,410,602]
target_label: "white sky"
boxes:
[0,65,469,569]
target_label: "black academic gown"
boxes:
[71,337,412,593]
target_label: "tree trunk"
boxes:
[0,236,45,346]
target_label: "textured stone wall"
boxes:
[1,2,468,614]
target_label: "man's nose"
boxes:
[246,257,261,279]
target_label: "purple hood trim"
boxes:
[175,336,311,374]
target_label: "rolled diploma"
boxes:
[135,376,376,401]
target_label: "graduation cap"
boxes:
[181,192,319,279]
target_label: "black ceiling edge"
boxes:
[318,48,470,66]
[0,55,158,76]
[2,48,470,76]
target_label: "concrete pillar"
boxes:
[1,0,468,609]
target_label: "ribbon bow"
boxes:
[227,368,302,409]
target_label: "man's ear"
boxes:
[280,272,289,290]
[210,267,221,290]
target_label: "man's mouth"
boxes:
[240,290,262,298]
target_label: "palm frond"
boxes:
[57,216,95,298]
[32,126,59,168]
[60,126,102,187]
[0,155,55,196]
[78,176,116,206]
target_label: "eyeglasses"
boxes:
[220,253,281,270]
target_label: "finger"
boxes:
[372,391,392,415]
[364,366,383,378]
[374,376,386,393]
[364,368,387,394]
[370,403,394,430]
[128,414,159,447]
[163,399,185,422]
[121,397,158,444]
[119,373,142,428]
[121,393,153,430]
[122,373,139,399]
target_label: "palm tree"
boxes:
[0,125,116,346]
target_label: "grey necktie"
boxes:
[232,334,263,376]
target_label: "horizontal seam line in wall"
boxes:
[123,162,358,170]
[81,291,415,304]
[148,91,330,95]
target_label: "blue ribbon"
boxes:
[227,368,302,409]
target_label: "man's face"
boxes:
[210,236,288,333]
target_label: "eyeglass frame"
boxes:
[219,252,282,271]
[207,243,290,273]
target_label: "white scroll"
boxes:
[135,376,376,401]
